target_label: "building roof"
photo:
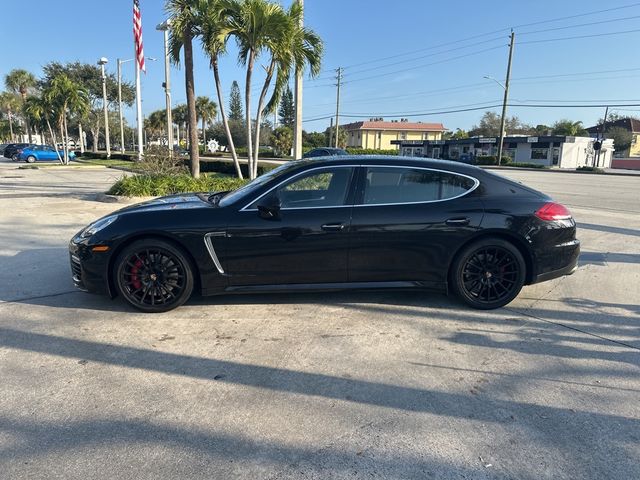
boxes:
[341,120,446,132]
[586,118,640,134]
[393,135,609,146]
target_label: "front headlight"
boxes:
[81,215,118,238]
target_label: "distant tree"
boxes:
[604,126,633,153]
[0,91,20,141]
[271,126,293,156]
[208,120,247,149]
[324,125,347,148]
[172,104,188,145]
[551,119,587,136]
[5,69,37,142]
[278,86,295,128]
[302,130,325,148]
[469,111,532,137]
[229,80,244,122]
[443,128,468,140]
[195,96,217,144]
[534,124,551,135]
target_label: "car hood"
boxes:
[114,193,210,215]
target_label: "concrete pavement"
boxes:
[0,159,638,479]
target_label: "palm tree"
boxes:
[195,95,217,146]
[5,69,37,143]
[172,104,188,145]
[251,0,322,178]
[0,92,20,142]
[223,0,291,178]
[24,95,58,153]
[552,120,587,136]
[167,0,201,178]
[196,0,244,178]
[43,74,89,164]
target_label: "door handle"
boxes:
[445,217,470,226]
[321,223,345,232]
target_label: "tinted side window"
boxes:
[253,168,353,209]
[363,167,476,205]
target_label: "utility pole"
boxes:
[98,57,111,158]
[328,117,334,147]
[334,67,343,148]
[497,30,515,165]
[117,59,126,154]
[157,19,174,154]
[292,0,304,159]
[595,105,608,167]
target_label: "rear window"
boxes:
[362,167,477,205]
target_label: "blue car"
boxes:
[17,145,75,163]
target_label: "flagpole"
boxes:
[135,59,143,161]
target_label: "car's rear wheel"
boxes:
[12,154,20,162]
[114,239,194,313]
[450,237,526,310]
[26,155,36,163]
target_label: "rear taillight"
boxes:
[535,202,572,221]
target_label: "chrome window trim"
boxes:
[240,164,480,211]
[240,165,360,212]
[356,165,480,207]
[204,232,226,274]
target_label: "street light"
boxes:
[156,19,174,153]
[117,57,156,153]
[97,57,110,158]
[483,74,508,164]
[483,75,506,91]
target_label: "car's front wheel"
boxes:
[26,155,36,163]
[450,237,526,310]
[114,239,194,313]
[12,154,20,162]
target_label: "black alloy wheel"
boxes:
[451,238,526,309]
[115,239,194,312]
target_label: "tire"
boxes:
[26,155,36,164]
[114,239,194,313]
[12,154,20,162]
[450,237,526,310]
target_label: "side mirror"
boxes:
[257,194,281,220]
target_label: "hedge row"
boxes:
[195,159,276,177]
[108,173,248,197]
[78,151,135,161]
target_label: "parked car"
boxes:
[0,144,8,155]
[18,145,75,163]
[3,143,34,161]
[302,147,348,159]
[70,156,579,313]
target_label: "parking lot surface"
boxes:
[0,160,638,479]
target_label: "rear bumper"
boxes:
[531,239,580,284]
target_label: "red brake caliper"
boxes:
[130,258,144,290]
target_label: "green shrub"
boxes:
[107,173,248,197]
[576,165,604,173]
[80,151,134,161]
[346,148,399,156]
[509,162,547,169]
[196,159,276,177]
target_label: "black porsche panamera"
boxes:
[69,156,579,312]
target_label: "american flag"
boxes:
[133,0,145,72]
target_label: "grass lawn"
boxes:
[74,158,139,168]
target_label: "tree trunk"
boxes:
[78,122,85,154]
[22,92,32,144]
[245,50,256,179]
[253,61,276,179]
[183,30,200,179]
[202,118,206,147]
[212,58,243,179]
[63,111,70,165]
[8,109,14,142]
[47,117,63,164]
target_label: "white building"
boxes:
[394,135,615,169]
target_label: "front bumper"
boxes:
[68,235,112,296]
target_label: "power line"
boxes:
[519,27,640,45]
[510,1,640,29]
[519,14,640,36]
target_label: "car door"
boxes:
[223,166,356,286]
[348,165,484,287]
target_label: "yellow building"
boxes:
[342,119,446,150]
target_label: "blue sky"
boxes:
[2,0,640,132]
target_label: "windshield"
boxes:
[218,162,297,207]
